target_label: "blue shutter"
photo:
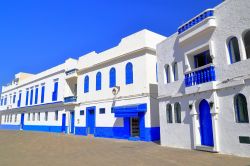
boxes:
[109,67,116,88]
[125,62,133,85]
[96,72,102,91]
[25,91,29,106]
[35,87,38,104]
[84,76,89,93]
[52,82,58,101]
[18,93,22,107]
[13,95,16,103]
[30,89,33,105]
[41,86,45,103]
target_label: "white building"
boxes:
[0,30,166,141]
[157,0,250,157]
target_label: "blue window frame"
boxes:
[228,37,241,64]
[99,108,105,114]
[164,64,170,83]
[18,93,22,107]
[4,97,7,105]
[80,110,84,115]
[41,86,45,103]
[125,62,133,85]
[30,89,33,105]
[1,98,3,106]
[13,94,16,104]
[84,75,89,93]
[96,72,102,91]
[35,87,38,104]
[25,90,29,106]
[109,67,116,88]
[52,82,58,101]
[173,62,178,81]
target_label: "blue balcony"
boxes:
[178,9,214,34]
[185,65,216,87]
[64,96,77,103]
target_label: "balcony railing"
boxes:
[178,9,214,34]
[185,64,216,87]
[64,96,77,103]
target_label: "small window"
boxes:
[166,104,173,123]
[174,103,181,123]
[45,112,48,121]
[55,111,58,121]
[37,112,40,121]
[173,62,178,81]
[228,37,241,63]
[28,113,31,121]
[32,112,35,121]
[80,110,85,115]
[243,30,250,59]
[99,108,105,114]
[234,94,249,123]
[111,108,114,113]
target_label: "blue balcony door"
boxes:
[70,112,75,134]
[61,113,66,133]
[86,107,96,135]
[20,113,25,130]
[199,99,214,147]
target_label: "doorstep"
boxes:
[195,145,218,153]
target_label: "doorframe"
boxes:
[86,106,96,135]
[61,113,66,133]
[69,111,75,134]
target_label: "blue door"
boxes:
[61,113,66,133]
[199,99,214,146]
[70,112,75,134]
[20,113,25,129]
[87,107,95,135]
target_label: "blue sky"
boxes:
[0,0,221,88]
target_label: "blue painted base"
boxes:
[22,125,68,133]
[0,124,20,130]
[75,127,88,136]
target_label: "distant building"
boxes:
[0,30,166,142]
[157,0,250,157]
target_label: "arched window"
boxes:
[228,37,241,63]
[166,104,173,123]
[243,30,250,59]
[125,62,133,85]
[109,67,116,88]
[234,94,249,123]
[96,72,102,91]
[84,75,89,93]
[173,62,178,81]
[164,64,170,84]
[174,103,181,123]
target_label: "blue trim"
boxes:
[96,72,102,91]
[22,125,67,133]
[4,97,7,105]
[70,112,75,134]
[0,124,20,130]
[13,94,16,104]
[84,75,89,93]
[18,92,22,107]
[61,113,66,133]
[125,62,133,85]
[109,67,116,88]
[25,90,29,106]
[178,9,214,34]
[113,103,147,118]
[20,113,25,129]
[52,82,58,101]
[15,101,63,109]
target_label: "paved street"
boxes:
[0,130,249,166]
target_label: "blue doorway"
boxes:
[70,112,75,134]
[199,99,214,146]
[62,113,66,133]
[20,113,25,129]
[86,107,96,135]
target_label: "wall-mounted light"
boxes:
[112,86,120,96]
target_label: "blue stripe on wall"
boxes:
[75,127,88,136]
[22,125,67,133]
[0,124,20,130]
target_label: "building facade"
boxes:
[157,0,250,157]
[0,30,166,141]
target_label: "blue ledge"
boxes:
[0,124,20,130]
